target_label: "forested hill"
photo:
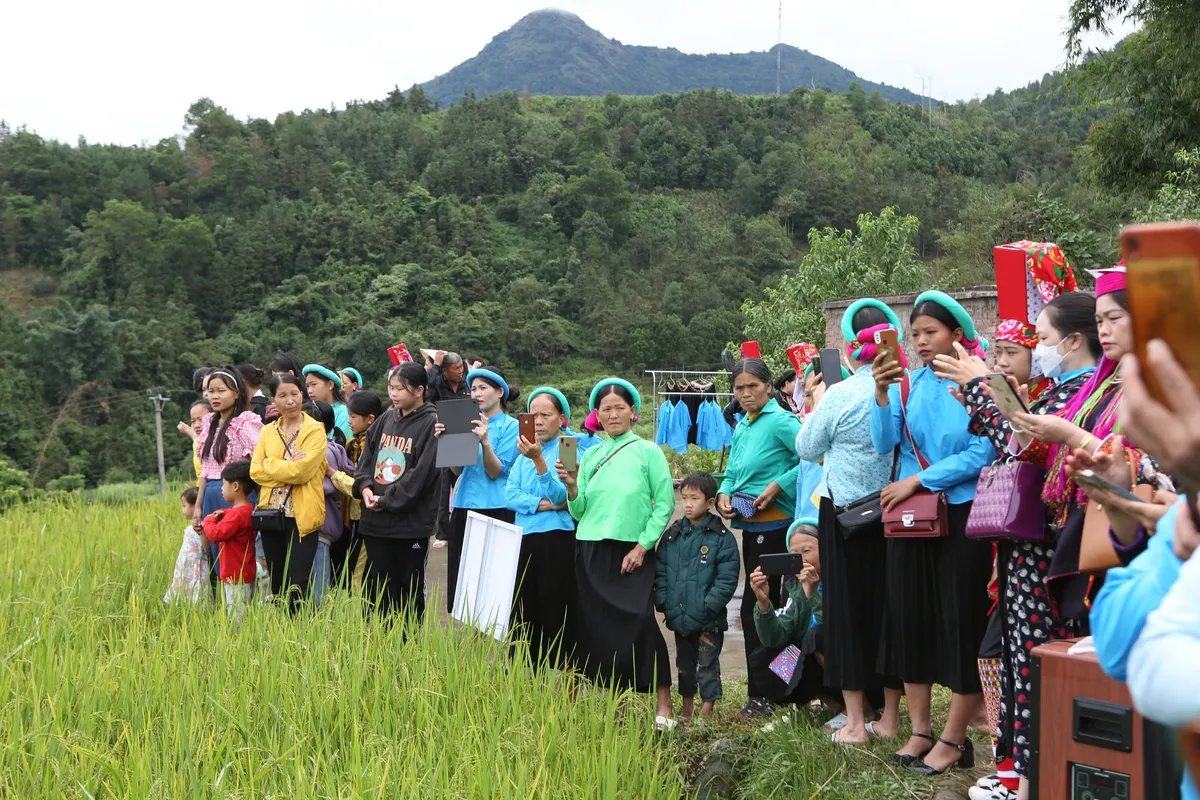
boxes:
[0,67,1144,491]
[419,10,926,108]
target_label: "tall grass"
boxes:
[0,498,686,798]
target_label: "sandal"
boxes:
[654,715,677,732]
[865,721,896,738]
[911,737,975,775]
[892,731,935,766]
[831,727,868,746]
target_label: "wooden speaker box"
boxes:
[1030,640,1141,800]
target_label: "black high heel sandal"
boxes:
[911,737,975,775]
[892,731,935,766]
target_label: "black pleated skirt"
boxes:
[877,500,992,694]
[818,495,891,692]
[573,538,670,693]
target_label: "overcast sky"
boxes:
[2,0,1136,147]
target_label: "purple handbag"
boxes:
[965,460,1047,542]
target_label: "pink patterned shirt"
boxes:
[195,411,263,479]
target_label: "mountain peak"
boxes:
[419,13,923,107]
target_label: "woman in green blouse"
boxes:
[559,378,676,728]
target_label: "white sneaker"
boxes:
[822,712,848,731]
[968,785,1015,800]
[975,776,1001,790]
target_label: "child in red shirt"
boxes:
[202,460,258,619]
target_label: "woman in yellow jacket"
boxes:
[250,374,327,610]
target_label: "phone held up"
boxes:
[820,347,844,386]
[873,328,901,368]
[758,552,804,577]
[558,436,578,472]
[983,372,1028,420]
[518,413,536,445]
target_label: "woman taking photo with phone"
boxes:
[560,379,675,729]
[871,291,996,775]
[353,363,441,619]
[249,374,328,610]
[796,298,906,744]
[934,291,1102,799]
[715,358,803,721]
[505,387,576,666]
[439,367,520,614]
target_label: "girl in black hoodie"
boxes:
[353,363,441,618]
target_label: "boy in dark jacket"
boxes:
[655,472,740,721]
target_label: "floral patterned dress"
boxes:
[963,371,1091,777]
[163,524,209,605]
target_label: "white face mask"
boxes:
[1033,338,1069,379]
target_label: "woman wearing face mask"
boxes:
[505,387,576,667]
[559,379,675,729]
[436,367,521,614]
[716,358,804,721]
[872,292,997,776]
[940,293,1101,800]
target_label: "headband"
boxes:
[302,364,343,389]
[996,319,1038,350]
[1088,266,1127,297]
[913,290,988,358]
[206,370,240,388]
[841,298,903,345]
[589,377,641,414]
[527,387,571,422]
[340,367,364,388]
[793,517,819,531]
[466,369,510,401]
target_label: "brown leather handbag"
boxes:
[883,375,949,538]
[1078,457,1153,572]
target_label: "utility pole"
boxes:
[776,0,782,96]
[149,392,168,496]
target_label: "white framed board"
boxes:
[451,511,523,641]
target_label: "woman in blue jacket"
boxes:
[441,368,521,614]
[505,387,576,667]
[871,291,995,775]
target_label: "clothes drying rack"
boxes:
[643,369,733,443]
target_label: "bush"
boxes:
[31,275,57,297]
[46,474,85,493]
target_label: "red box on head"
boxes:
[740,341,761,359]
[993,241,1078,324]
[387,343,413,367]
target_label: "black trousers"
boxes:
[362,535,428,621]
[739,525,790,699]
[259,518,320,613]
[446,506,516,614]
[328,520,358,587]
[513,529,576,667]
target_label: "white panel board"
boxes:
[451,511,523,641]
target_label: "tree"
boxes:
[741,207,930,367]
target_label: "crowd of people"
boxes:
[162,258,1200,800]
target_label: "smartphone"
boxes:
[810,354,822,378]
[820,348,843,386]
[874,328,901,367]
[518,413,536,445]
[558,436,578,472]
[1122,223,1200,406]
[759,552,804,577]
[983,372,1029,420]
[1074,469,1148,505]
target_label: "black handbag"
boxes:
[836,491,883,537]
[251,425,297,534]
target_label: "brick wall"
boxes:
[820,288,1000,365]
